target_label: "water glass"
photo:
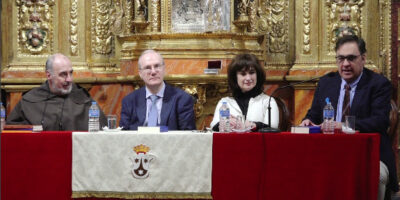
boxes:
[236,115,244,129]
[107,115,117,129]
[342,115,355,134]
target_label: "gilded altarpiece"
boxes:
[1,0,393,128]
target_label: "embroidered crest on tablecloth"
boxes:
[130,144,155,179]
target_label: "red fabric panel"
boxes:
[212,133,265,199]
[212,133,380,200]
[1,132,72,200]
[262,133,380,200]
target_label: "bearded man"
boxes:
[7,53,107,131]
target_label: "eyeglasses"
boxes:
[140,64,163,72]
[335,55,361,63]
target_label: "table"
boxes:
[1,132,380,200]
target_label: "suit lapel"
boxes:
[137,88,147,126]
[330,73,342,114]
[160,84,174,126]
[350,68,369,115]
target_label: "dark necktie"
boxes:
[342,84,351,121]
[148,95,159,126]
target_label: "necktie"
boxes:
[148,95,159,126]
[342,84,351,121]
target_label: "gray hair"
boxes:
[138,50,165,69]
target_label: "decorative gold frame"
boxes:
[1,0,393,84]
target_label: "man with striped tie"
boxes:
[300,35,398,199]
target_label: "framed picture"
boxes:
[171,0,230,33]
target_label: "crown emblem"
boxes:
[133,144,150,154]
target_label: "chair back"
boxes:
[199,114,214,131]
[273,97,291,132]
[387,100,399,187]
[388,99,399,154]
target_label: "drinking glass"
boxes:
[235,115,245,131]
[107,115,117,129]
[342,115,355,134]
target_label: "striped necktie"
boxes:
[342,84,351,121]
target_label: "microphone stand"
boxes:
[259,72,335,133]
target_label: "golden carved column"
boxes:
[257,0,294,74]
[89,0,119,73]
[70,0,78,56]
[149,0,161,32]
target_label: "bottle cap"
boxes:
[325,97,330,104]
[92,101,97,105]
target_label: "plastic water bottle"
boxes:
[1,102,5,131]
[88,101,100,132]
[219,102,231,132]
[322,97,335,134]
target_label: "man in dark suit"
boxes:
[301,35,398,199]
[120,50,196,130]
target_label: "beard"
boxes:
[51,83,72,95]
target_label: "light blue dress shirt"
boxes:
[144,82,165,125]
[335,72,363,122]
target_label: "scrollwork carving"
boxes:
[134,0,147,22]
[110,0,124,35]
[91,0,113,55]
[70,0,78,55]
[124,0,134,34]
[16,0,55,55]
[257,0,267,33]
[150,0,160,32]
[258,0,288,54]
[237,0,249,20]
[325,0,364,51]
[303,0,310,54]
[133,0,150,31]
[248,0,258,32]
[233,0,250,31]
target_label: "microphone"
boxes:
[259,71,336,133]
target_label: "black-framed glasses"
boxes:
[335,55,361,63]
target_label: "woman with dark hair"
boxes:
[210,53,279,131]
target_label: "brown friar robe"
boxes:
[7,81,107,131]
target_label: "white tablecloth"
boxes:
[72,131,212,199]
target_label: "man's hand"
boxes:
[334,121,342,129]
[300,119,316,126]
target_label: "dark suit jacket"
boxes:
[120,83,196,130]
[304,68,398,192]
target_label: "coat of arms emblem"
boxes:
[130,144,155,179]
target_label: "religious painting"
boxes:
[171,0,230,33]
